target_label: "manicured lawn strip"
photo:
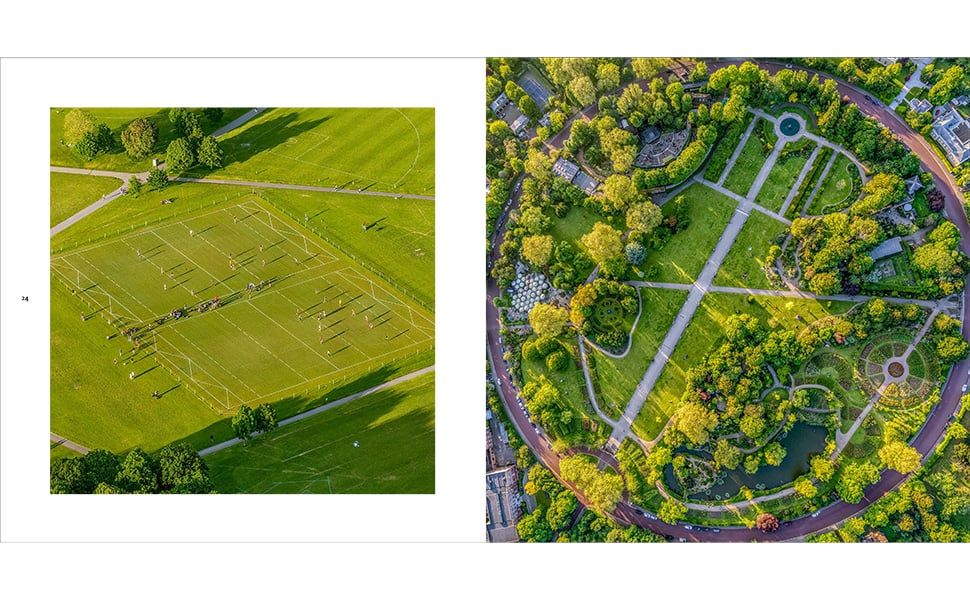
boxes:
[754,142,815,213]
[207,372,434,494]
[723,124,770,197]
[588,288,688,419]
[784,146,832,220]
[185,108,435,195]
[50,108,248,172]
[50,172,121,227]
[51,277,224,453]
[256,188,434,310]
[638,183,736,284]
[703,112,754,182]
[631,293,856,440]
[806,153,861,214]
[713,209,788,290]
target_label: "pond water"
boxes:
[663,423,827,501]
[780,117,801,136]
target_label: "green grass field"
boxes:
[50,172,121,227]
[206,372,434,494]
[50,108,248,172]
[548,205,617,282]
[807,153,861,214]
[638,184,736,284]
[754,143,815,213]
[713,210,788,290]
[184,108,435,195]
[52,184,433,463]
[631,293,856,439]
[723,124,770,197]
[255,188,433,309]
[590,288,688,419]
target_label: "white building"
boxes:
[931,104,970,166]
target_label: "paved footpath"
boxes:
[198,365,434,457]
[51,108,268,238]
[778,143,821,217]
[608,128,787,448]
[50,432,90,455]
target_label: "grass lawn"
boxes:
[50,172,121,227]
[588,288,688,419]
[253,188,433,309]
[638,183,736,284]
[723,124,770,197]
[703,113,754,182]
[806,153,861,214]
[50,108,248,172]
[522,336,596,430]
[206,372,434,493]
[713,209,788,290]
[754,142,815,213]
[184,108,435,195]
[51,277,225,453]
[631,293,856,440]
[51,184,433,455]
[548,205,616,281]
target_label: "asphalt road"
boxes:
[486,58,970,541]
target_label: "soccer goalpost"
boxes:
[152,331,233,410]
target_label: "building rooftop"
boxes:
[869,237,904,261]
[552,157,580,181]
[486,465,520,543]
[932,104,970,165]
[511,114,530,134]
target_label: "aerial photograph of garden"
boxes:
[485,58,970,542]
[50,106,435,494]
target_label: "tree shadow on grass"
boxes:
[168,362,429,454]
[207,384,435,494]
[185,111,333,177]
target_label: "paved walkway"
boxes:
[607,130,788,448]
[50,432,90,455]
[209,108,266,137]
[576,336,619,427]
[172,176,434,201]
[198,365,435,457]
[889,59,932,110]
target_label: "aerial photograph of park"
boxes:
[485,57,970,542]
[50,107,435,494]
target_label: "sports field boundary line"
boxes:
[198,365,435,457]
[174,176,435,201]
[251,191,434,311]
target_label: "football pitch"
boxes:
[51,194,434,415]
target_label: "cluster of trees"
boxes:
[558,455,625,513]
[928,313,970,365]
[489,175,588,291]
[540,58,627,107]
[614,78,693,131]
[563,509,663,542]
[165,108,225,173]
[925,64,968,106]
[520,374,592,447]
[231,403,278,440]
[911,221,969,297]
[516,464,579,542]
[790,211,884,296]
[857,468,968,542]
[62,109,115,159]
[51,444,212,494]
[522,332,571,372]
[565,114,639,173]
